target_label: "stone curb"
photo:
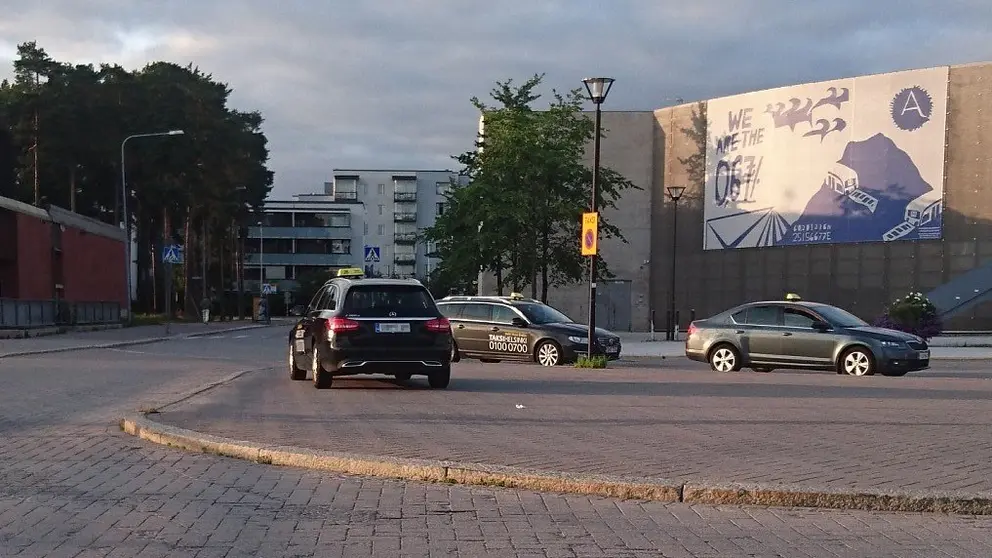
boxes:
[120,413,992,515]
[0,324,277,359]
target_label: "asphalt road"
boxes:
[0,325,990,557]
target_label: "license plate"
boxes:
[918,350,930,359]
[294,339,305,352]
[375,322,410,334]
[294,329,304,338]
[606,346,619,354]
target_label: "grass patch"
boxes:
[574,355,608,369]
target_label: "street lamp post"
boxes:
[119,129,185,324]
[581,77,614,360]
[666,186,686,340]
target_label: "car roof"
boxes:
[732,300,832,311]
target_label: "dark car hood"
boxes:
[542,322,617,338]
[847,326,923,343]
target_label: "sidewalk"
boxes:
[0,320,283,358]
[618,334,992,359]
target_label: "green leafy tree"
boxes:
[0,43,274,319]
[426,74,638,302]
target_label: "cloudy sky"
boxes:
[2,1,991,199]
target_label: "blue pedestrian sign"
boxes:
[262,283,277,295]
[364,245,381,263]
[161,244,184,264]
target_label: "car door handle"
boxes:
[735,330,744,334]
[457,324,465,329]
[783,332,793,336]
[490,327,500,332]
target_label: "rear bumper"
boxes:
[322,346,450,375]
[685,347,705,362]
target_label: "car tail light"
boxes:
[425,317,451,333]
[686,322,698,338]
[326,316,360,334]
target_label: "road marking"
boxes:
[234,335,249,339]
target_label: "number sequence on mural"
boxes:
[713,155,763,207]
[489,333,528,353]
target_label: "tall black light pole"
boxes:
[666,186,685,340]
[581,77,614,359]
[119,129,184,325]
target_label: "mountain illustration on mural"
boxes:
[779,133,938,245]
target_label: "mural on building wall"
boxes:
[702,66,949,250]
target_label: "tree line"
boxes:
[425,74,638,301]
[0,41,273,317]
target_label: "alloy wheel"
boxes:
[711,348,736,372]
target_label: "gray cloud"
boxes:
[1,1,991,198]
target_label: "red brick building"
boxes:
[0,195,126,327]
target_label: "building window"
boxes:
[330,239,351,254]
[377,224,385,235]
[436,181,451,195]
[294,239,351,254]
[263,213,293,227]
[295,212,350,227]
[378,204,384,215]
[378,183,386,195]
[363,184,369,195]
[436,202,446,216]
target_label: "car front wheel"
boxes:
[839,347,875,376]
[289,343,306,381]
[535,340,562,367]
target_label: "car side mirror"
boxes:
[811,320,831,332]
[511,317,528,327]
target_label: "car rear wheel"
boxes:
[535,340,562,367]
[709,344,742,372]
[839,347,875,376]
[311,345,333,389]
[428,366,450,389]
[450,341,460,363]
[289,343,306,381]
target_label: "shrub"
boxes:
[574,355,608,369]
[873,291,943,340]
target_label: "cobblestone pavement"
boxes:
[1,328,991,557]
[157,344,992,496]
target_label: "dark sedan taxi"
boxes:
[436,293,621,366]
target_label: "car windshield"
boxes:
[342,285,437,318]
[813,305,868,328]
[516,302,573,325]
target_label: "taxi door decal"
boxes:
[487,329,530,354]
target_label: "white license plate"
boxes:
[294,339,305,352]
[605,346,619,354]
[918,350,930,359]
[294,329,304,338]
[376,322,410,333]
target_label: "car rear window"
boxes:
[342,285,437,318]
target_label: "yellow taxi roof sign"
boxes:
[336,267,365,278]
[785,292,802,301]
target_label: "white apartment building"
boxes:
[329,169,463,278]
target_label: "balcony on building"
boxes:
[333,174,359,201]
[393,175,418,202]
[394,211,417,222]
[394,232,418,244]
[394,253,417,265]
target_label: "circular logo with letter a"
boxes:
[890,86,934,132]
